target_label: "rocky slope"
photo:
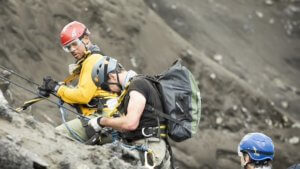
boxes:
[0,90,146,169]
[0,0,299,168]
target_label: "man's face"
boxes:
[107,73,121,93]
[66,39,86,60]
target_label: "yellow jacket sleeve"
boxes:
[57,54,102,104]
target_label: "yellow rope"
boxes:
[107,83,130,117]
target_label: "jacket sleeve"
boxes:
[57,56,99,104]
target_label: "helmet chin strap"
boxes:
[116,71,123,92]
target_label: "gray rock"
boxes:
[269,18,275,24]
[27,151,49,169]
[171,4,177,10]
[281,101,289,109]
[109,156,137,169]
[232,105,238,111]
[265,0,274,5]
[76,164,90,169]
[210,73,216,80]
[0,104,13,122]
[89,152,104,165]
[59,159,71,169]
[25,116,37,129]
[0,70,11,94]
[289,136,299,145]
[255,11,264,18]
[0,139,33,169]
[216,117,223,124]
[213,54,223,63]
[292,123,300,128]
[282,116,289,123]
[257,109,266,114]
[265,119,273,126]
[241,107,248,113]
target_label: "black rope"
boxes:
[0,65,40,86]
[0,65,60,99]
[0,75,87,119]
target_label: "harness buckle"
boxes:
[142,127,158,137]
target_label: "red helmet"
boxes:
[60,21,90,47]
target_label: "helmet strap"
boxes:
[116,71,123,92]
[78,32,90,53]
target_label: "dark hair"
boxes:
[242,152,272,168]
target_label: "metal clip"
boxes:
[144,150,155,169]
[142,127,154,137]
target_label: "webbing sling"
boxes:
[15,97,45,112]
[62,57,85,85]
[62,50,92,85]
[108,82,130,117]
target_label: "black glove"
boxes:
[38,88,50,97]
[38,76,59,97]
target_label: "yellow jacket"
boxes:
[57,53,117,116]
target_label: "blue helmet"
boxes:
[238,133,275,161]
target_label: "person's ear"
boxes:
[81,35,90,45]
[108,73,116,81]
[242,154,251,166]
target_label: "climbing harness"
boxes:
[110,130,156,169]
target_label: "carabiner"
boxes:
[142,127,154,137]
[144,150,156,169]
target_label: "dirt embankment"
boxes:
[0,0,299,169]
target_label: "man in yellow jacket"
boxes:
[38,21,117,143]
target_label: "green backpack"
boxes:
[143,59,201,142]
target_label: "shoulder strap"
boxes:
[63,73,79,85]
[108,75,154,117]
[108,82,131,117]
[62,51,100,85]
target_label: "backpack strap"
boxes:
[108,74,147,117]
[107,82,131,117]
[144,105,191,131]
[139,75,192,132]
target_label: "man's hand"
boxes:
[88,117,103,132]
[38,76,59,97]
[38,88,50,97]
[42,76,59,92]
[38,76,60,97]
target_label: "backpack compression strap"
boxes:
[144,105,191,132]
